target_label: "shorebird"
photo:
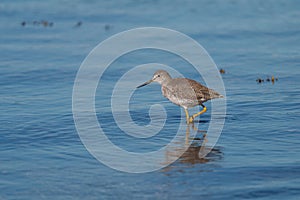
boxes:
[137,70,223,123]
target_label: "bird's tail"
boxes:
[209,89,224,99]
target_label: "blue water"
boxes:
[1,0,300,199]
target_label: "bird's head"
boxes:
[137,70,172,88]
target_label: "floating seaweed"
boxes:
[256,78,264,83]
[219,68,225,74]
[21,20,54,27]
[256,76,278,84]
[271,76,278,84]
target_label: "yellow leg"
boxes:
[189,106,207,123]
[184,109,190,124]
[185,124,190,145]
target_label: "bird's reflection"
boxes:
[162,123,223,172]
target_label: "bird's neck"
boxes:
[161,78,172,87]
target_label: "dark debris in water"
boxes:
[21,20,114,30]
[21,20,54,27]
[256,78,264,83]
[256,76,278,84]
[219,68,225,74]
[74,21,82,28]
[104,24,112,31]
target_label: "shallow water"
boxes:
[1,0,300,199]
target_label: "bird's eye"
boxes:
[157,75,160,77]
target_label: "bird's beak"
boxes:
[136,79,153,88]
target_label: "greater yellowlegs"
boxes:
[137,70,223,123]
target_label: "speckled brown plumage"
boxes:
[161,77,222,109]
[137,70,223,123]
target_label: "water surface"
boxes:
[1,0,300,199]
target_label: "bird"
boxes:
[137,70,223,124]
